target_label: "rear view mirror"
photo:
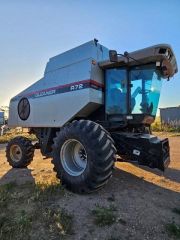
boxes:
[109,50,118,62]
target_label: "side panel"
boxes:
[9,88,102,127]
[45,41,97,73]
[8,40,109,127]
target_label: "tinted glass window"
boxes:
[106,69,127,114]
[130,67,162,116]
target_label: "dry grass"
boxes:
[0,181,73,240]
[0,132,37,144]
[152,116,180,133]
[42,208,74,236]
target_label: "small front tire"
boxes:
[6,136,34,168]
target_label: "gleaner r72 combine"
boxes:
[7,39,178,193]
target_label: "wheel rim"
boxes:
[60,139,87,176]
[10,144,22,162]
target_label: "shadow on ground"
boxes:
[0,168,35,185]
[0,162,179,198]
[137,165,180,184]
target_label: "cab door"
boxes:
[105,68,128,115]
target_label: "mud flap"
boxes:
[111,132,170,171]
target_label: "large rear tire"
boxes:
[52,120,116,193]
[6,136,34,168]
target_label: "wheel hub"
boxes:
[60,139,87,176]
[10,144,22,162]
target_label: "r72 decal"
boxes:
[70,84,84,91]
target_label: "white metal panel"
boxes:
[45,40,98,73]
[8,40,109,127]
[44,58,92,86]
[9,88,101,127]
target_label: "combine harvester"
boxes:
[7,39,178,193]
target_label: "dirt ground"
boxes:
[0,136,180,240]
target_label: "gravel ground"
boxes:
[0,136,179,240]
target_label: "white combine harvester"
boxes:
[6,39,178,193]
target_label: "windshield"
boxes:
[130,66,162,116]
[105,65,162,117]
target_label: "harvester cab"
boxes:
[100,44,177,126]
[106,65,161,119]
[6,40,178,193]
[99,44,178,171]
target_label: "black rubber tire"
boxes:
[6,136,34,168]
[52,120,117,193]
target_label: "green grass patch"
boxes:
[0,210,32,240]
[165,222,180,239]
[172,208,180,215]
[0,182,17,208]
[0,181,73,239]
[31,182,65,202]
[91,205,117,227]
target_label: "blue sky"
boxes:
[0,0,180,110]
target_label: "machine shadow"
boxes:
[137,165,180,184]
[0,162,179,201]
[102,166,180,202]
[0,167,35,186]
